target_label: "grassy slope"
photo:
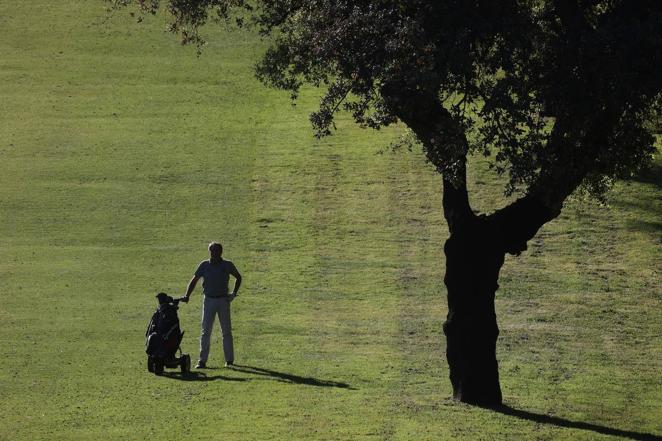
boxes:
[0,1,660,440]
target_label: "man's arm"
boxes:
[184,275,200,302]
[230,265,242,295]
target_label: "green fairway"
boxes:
[1,1,660,440]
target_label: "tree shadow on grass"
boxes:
[629,162,662,189]
[161,371,249,382]
[626,219,662,233]
[229,364,355,390]
[493,405,661,441]
[613,161,662,235]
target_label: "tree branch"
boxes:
[489,103,623,255]
[380,82,474,233]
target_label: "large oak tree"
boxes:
[110,0,662,405]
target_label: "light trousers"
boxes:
[199,296,234,363]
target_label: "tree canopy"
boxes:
[111,0,661,205]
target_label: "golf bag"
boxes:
[145,293,191,375]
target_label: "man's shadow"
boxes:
[161,371,248,382]
[161,365,353,389]
[229,364,355,389]
[493,405,661,441]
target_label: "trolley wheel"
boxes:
[147,357,155,373]
[181,354,191,374]
[154,360,164,376]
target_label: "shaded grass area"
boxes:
[0,1,660,440]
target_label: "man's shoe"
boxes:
[224,361,234,368]
[196,361,207,369]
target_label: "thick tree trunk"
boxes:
[440,192,559,406]
[442,225,505,406]
[380,84,569,405]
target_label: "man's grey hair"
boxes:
[208,242,223,252]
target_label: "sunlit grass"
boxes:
[0,1,660,440]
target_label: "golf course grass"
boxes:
[1,1,660,440]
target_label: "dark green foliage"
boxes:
[109,0,662,201]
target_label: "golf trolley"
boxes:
[145,293,191,375]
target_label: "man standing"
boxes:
[184,242,242,368]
